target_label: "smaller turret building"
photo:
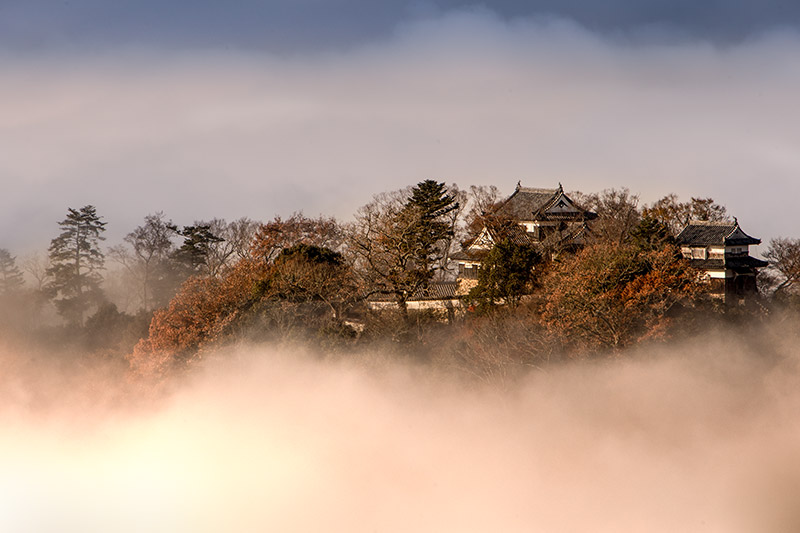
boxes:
[676,219,767,302]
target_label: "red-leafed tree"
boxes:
[128,257,271,376]
[540,242,703,353]
[250,213,342,264]
[128,217,358,379]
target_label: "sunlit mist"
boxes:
[2,333,800,532]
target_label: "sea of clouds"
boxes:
[2,329,800,532]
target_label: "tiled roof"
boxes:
[450,249,488,262]
[687,258,726,270]
[676,220,761,246]
[491,183,595,223]
[411,281,460,300]
[685,256,767,272]
[493,187,559,220]
[367,281,461,302]
[538,221,591,249]
[727,256,768,269]
[489,221,540,246]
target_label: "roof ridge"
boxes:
[518,187,558,194]
[687,220,734,226]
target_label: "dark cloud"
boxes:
[2,0,800,52]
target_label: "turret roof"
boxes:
[676,220,761,246]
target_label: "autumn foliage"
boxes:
[120,186,749,381]
[128,214,355,378]
[540,242,703,352]
[128,258,270,376]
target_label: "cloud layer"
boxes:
[3,0,800,51]
[2,335,800,532]
[2,12,800,252]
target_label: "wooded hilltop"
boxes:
[2,181,799,384]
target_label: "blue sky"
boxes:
[2,1,800,254]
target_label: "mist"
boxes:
[2,328,800,532]
[3,10,800,252]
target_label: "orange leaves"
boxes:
[541,243,701,352]
[250,214,341,263]
[126,237,359,379]
[128,258,273,377]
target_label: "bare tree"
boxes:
[118,212,178,311]
[762,237,800,296]
[202,217,260,276]
[460,184,501,246]
[21,252,52,292]
[573,188,640,245]
[346,180,459,320]
[643,194,729,236]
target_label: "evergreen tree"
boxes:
[172,224,223,276]
[0,249,24,294]
[469,238,541,310]
[630,215,675,251]
[348,180,459,321]
[404,179,459,277]
[47,205,107,325]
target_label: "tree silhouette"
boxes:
[46,205,107,325]
[0,248,24,295]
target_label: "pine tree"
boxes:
[0,249,24,294]
[404,179,459,276]
[348,180,458,322]
[173,224,223,276]
[47,205,107,325]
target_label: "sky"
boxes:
[3,0,800,254]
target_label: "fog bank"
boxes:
[1,338,799,532]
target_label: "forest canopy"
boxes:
[0,182,786,383]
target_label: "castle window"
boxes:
[691,247,707,260]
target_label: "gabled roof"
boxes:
[491,183,596,222]
[482,219,540,246]
[493,186,559,220]
[676,220,761,246]
[538,220,592,250]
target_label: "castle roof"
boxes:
[367,281,460,302]
[684,255,767,273]
[493,186,559,219]
[492,183,596,222]
[676,220,761,247]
